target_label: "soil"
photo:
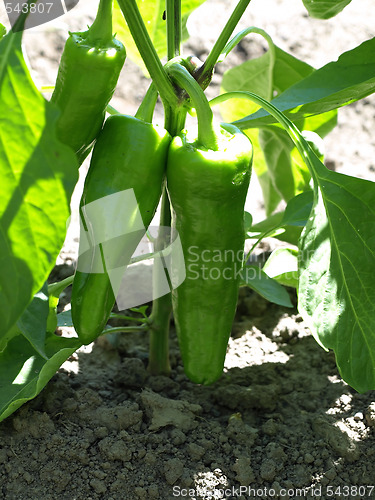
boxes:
[0,1,375,499]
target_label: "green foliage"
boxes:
[236,38,375,129]
[251,94,375,392]
[241,265,293,308]
[220,41,336,213]
[0,0,374,421]
[0,29,78,341]
[302,0,352,19]
[298,155,375,392]
[0,330,81,423]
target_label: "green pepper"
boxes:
[51,0,126,164]
[166,64,252,384]
[71,114,171,344]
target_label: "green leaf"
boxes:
[244,212,253,233]
[0,30,78,339]
[258,125,311,202]
[283,191,314,227]
[302,0,352,19]
[247,192,313,246]
[220,59,280,213]
[241,265,293,308]
[272,45,314,93]
[221,44,335,207]
[113,0,206,71]
[249,131,281,215]
[263,248,299,289]
[298,161,375,392]
[235,38,375,128]
[0,332,81,423]
[221,45,314,122]
[16,283,49,358]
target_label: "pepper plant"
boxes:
[0,0,374,422]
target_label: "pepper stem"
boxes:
[167,63,218,151]
[86,0,113,45]
[135,83,158,123]
[117,0,178,109]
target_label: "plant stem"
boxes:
[167,63,218,150]
[166,0,182,59]
[110,313,150,323]
[86,0,113,44]
[135,83,158,122]
[148,190,173,376]
[147,1,187,377]
[103,326,147,334]
[117,0,177,107]
[196,0,252,89]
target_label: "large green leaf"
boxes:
[221,44,335,208]
[298,162,375,392]
[0,30,78,339]
[241,265,293,308]
[219,50,281,214]
[258,126,311,202]
[234,38,375,129]
[247,191,313,246]
[302,0,352,19]
[113,0,206,70]
[16,283,49,358]
[0,332,81,423]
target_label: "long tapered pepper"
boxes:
[71,115,171,344]
[166,64,253,384]
[51,0,126,164]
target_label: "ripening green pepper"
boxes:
[51,0,126,164]
[71,114,171,344]
[167,121,252,385]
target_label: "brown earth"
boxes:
[0,0,374,499]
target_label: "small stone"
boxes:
[134,487,147,499]
[326,468,336,480]
[187,443,205,461]
[140,390,201,432]
[144,452,157,466]
[170,429,187,446]
[304,453,314,464]
[147,485,159,498]
[98,438,132,462]
[164,458,184,485]
[90,479,107,495]
[262,419,278,436]
[260,459,276,481]
[232,457,254,486]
